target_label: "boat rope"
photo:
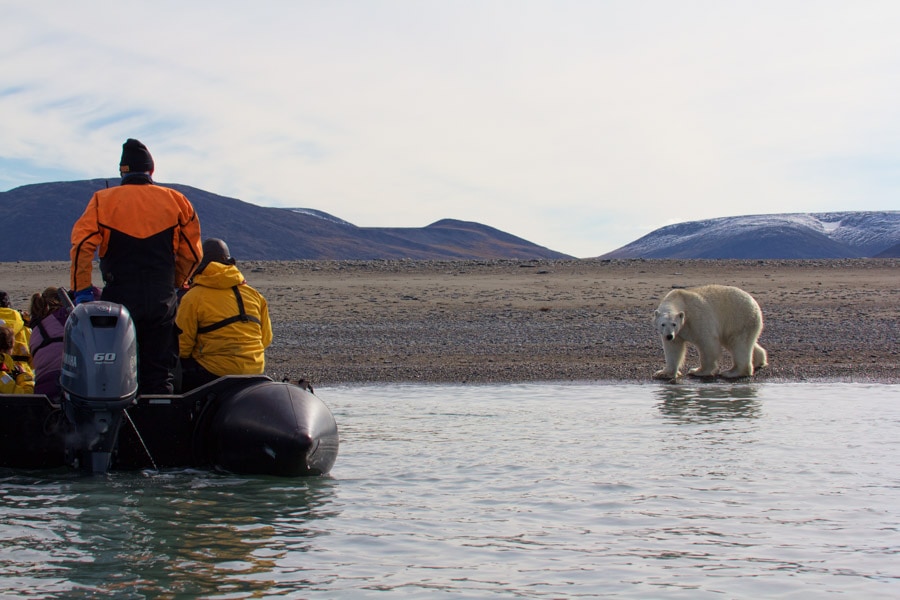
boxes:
[124,408,158,472]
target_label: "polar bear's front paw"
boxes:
[687,367,717,378]
[720,367,751,379]
[653,369,680,380]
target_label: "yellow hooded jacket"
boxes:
[0,307,32,367]
[176,262,272,376]
[0,353,34,394]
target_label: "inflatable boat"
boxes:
[0,300,338,477]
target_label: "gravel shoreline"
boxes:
[250,258,900,385]
[2,258,897,386]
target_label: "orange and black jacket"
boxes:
[71,177,202,293]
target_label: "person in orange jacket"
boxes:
[70,138,202,394]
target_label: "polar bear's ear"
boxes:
[676,311,685,323]
[653,309,660,317]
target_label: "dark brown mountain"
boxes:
[0,180,572,261]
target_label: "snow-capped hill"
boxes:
[288,208,355,227]
[818,212,900,255]
[600,211,900,259]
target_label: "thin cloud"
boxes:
[2,1,899,257]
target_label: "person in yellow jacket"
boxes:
[70,139,202,393]
[0,325,34,394]
[175,239,272,392]
[0,291,32,371]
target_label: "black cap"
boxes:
[195,238,235,275]
[119,138,154,174]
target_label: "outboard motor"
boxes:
[60,301,138,474]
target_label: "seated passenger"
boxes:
[175,239,273,392]
[28,287,68,399]
[0,325,34,394]
[0,290,32,370]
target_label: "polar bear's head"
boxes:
[654,309,685,341]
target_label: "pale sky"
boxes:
[3,1,899,257]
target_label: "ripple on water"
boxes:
[1,382,898,598]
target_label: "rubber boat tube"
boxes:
[0,376,339,477]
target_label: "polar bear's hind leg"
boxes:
[753,343,768,370]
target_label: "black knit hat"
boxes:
[119,138,154,174]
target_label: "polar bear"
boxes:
[653,284,768,380]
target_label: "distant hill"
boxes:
[600,212,900,259]
[874,242,900,258]
[0,180,572,261]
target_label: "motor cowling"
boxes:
[60,301,139,473]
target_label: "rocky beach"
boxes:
[1,258,897,385]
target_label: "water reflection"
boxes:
[0,473,89,598]
[0,472,340,598]
[155,476,340,597]
[655,384,762,423]
[3,384,899,598]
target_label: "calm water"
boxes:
[1,382,898,599]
